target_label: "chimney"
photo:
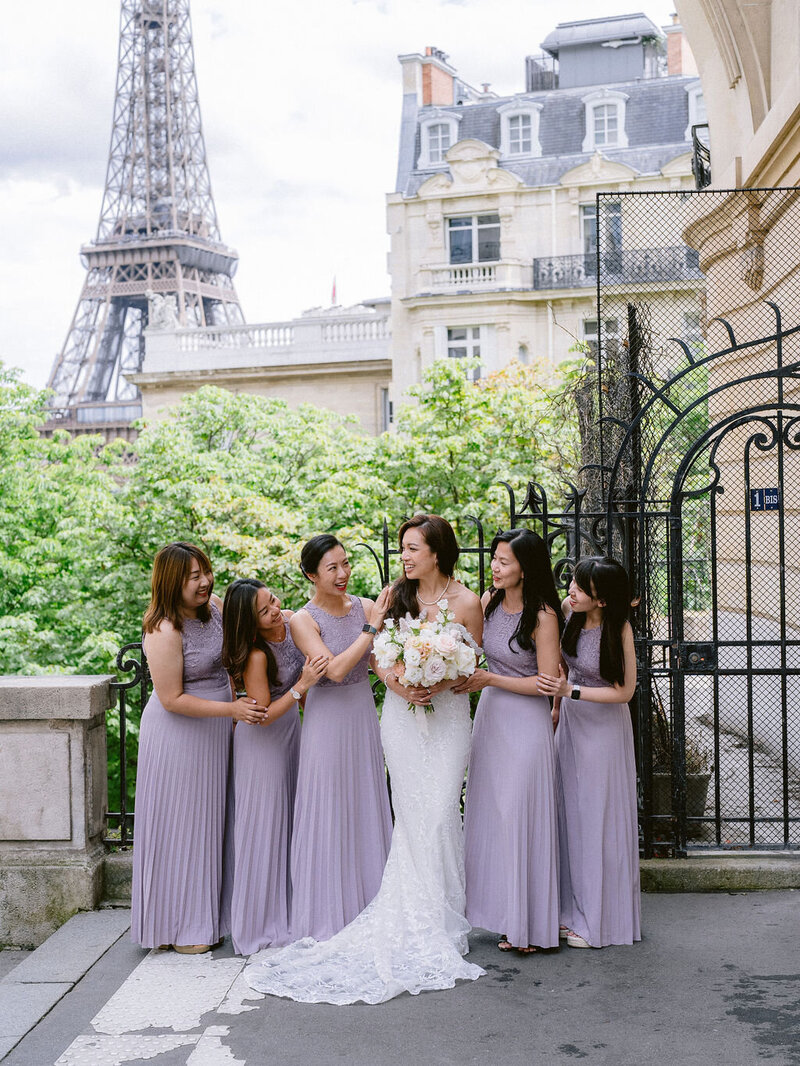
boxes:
[422,46,455,106]
[664,14,698,77]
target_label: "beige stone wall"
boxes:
[0,676,114,946]
[673,5,800,629]
[137,364,392,436]
[676,0,800,190]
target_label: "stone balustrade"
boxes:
[0,676,114,947]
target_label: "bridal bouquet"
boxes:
[372,600,477,713]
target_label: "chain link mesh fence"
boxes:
[592,188,800,853]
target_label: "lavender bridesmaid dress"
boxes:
[289,596,392,941]
[464,605,559,949]
[131,603,232,948]
[229,615,304,955]
[555,623,641,947]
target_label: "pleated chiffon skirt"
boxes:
[464,689,559,949]
[289,679,392,942]
[228,708,301,955]
[555,696,641,947]
[130,682,233,949]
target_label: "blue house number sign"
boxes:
[750,488,780,511]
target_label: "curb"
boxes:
[640,853,800,892]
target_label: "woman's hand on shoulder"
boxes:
[210,593,224,611]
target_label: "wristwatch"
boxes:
[570,684,581,701]
[362,623,378,635]
[290,687,303,701]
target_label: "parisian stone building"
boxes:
[387,13,705,404]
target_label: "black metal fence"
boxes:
[595,188,800,855]
[107,642,149,846]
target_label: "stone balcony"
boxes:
[533,245,704,290]
[415,260,532,295]
[139,304,391,376]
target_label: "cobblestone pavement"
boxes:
[3,891,799,1066]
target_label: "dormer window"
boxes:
[582,90,629,152]
[685,81,707,141]
[418,110,462,169]
[498,100,543,158]
[428,123,451,162]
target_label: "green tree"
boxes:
[0,365,127,674]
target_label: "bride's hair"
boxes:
[388,514,459,621]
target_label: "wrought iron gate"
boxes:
[596,188,800,855]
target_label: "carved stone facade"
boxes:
[677,1,800,333]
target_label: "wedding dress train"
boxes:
[244,688,485,1004]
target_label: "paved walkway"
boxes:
[2,892,799,1066]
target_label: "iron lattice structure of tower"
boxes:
[46,0,243,437]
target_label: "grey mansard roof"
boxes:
[540,13,660,55]
[396,74,696,198]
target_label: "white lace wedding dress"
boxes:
[244,688,485,1004]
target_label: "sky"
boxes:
[0,0,677,389]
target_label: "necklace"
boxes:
[416,576,451,605]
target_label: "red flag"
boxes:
[331,276,337,305]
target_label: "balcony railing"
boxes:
[692,124,711,190]
[416,260,532,294]
[532,246,704,290]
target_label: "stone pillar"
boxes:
[0,675,114,947]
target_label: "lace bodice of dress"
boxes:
[561,620,605,687]
[180,603,229,693]
[482,603,538,677]
[264,613,306,699]
[302,596,370,686]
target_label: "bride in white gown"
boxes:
[244,515,486,1005]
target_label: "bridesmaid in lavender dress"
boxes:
[221,579,328,956]
[537,556,641,950]
[131,543,266,953]
[288,534,393,941]
[459,529,562,954]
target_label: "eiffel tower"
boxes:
[46,0,243,437]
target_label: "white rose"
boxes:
[422,656,446,685]
[434,632,457,657]
[456,643,477,675]
[403,664,423,686]
[404,645,422,669]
